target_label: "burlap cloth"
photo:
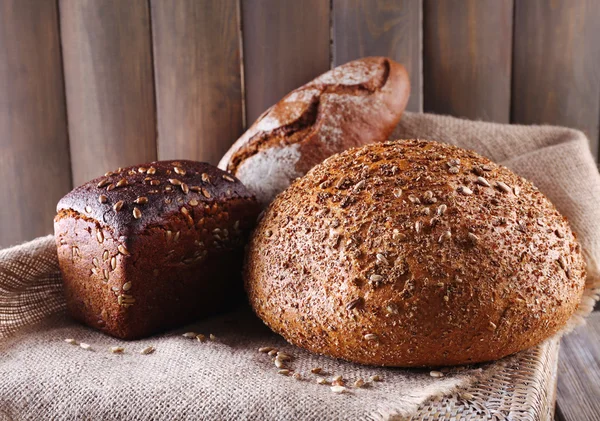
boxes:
[1,112,599,421]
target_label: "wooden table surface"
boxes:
[556,311,600,421]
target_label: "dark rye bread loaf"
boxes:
[245,140,586,367]
[55,160,260,339]
[218,57,410,207]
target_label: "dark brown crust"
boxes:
[57,160,254,237]
[54,160,260,339]
[245,140,586,367]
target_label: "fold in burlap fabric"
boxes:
[1,112,599,421]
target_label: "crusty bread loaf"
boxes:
[218,56,410,207]
[245,140,586,367]
[55,160,260,339]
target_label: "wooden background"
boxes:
[1,0,600,248]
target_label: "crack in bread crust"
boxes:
[227,58,391,174]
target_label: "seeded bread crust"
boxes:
[55,160,260,339]
[218,56,410,206]
[245,140,586,367]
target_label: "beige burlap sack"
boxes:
[1,112,598,421]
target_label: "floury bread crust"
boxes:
[245,140,586,367]
[218,57,410,207]
[55,160,260,339]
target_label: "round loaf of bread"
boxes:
[245,140,586,367]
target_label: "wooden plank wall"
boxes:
[0,0,71,247]
[151,0,244,164]
[60,0,157,187]
[1,0,600,247]
[512,0,600,159]
[423,0,513,123]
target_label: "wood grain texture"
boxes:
[512,0,600,159]
[242,0,330,124]
[0,0,71,247]
[332,0,422,112]
[60,0,157,186]
[423,0,514,123]
[556,312,600,421]
[151,0,243,164]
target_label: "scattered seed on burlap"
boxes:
[277,351,292,359]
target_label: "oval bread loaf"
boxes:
[245,140,586,367]
[218,56,410,207]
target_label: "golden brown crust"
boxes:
[218,57,410,206]
[54,160,260,339]
[245,140,586,367]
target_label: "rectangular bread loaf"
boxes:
[54,160,259,339]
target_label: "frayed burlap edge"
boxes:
[565,251,600,332]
